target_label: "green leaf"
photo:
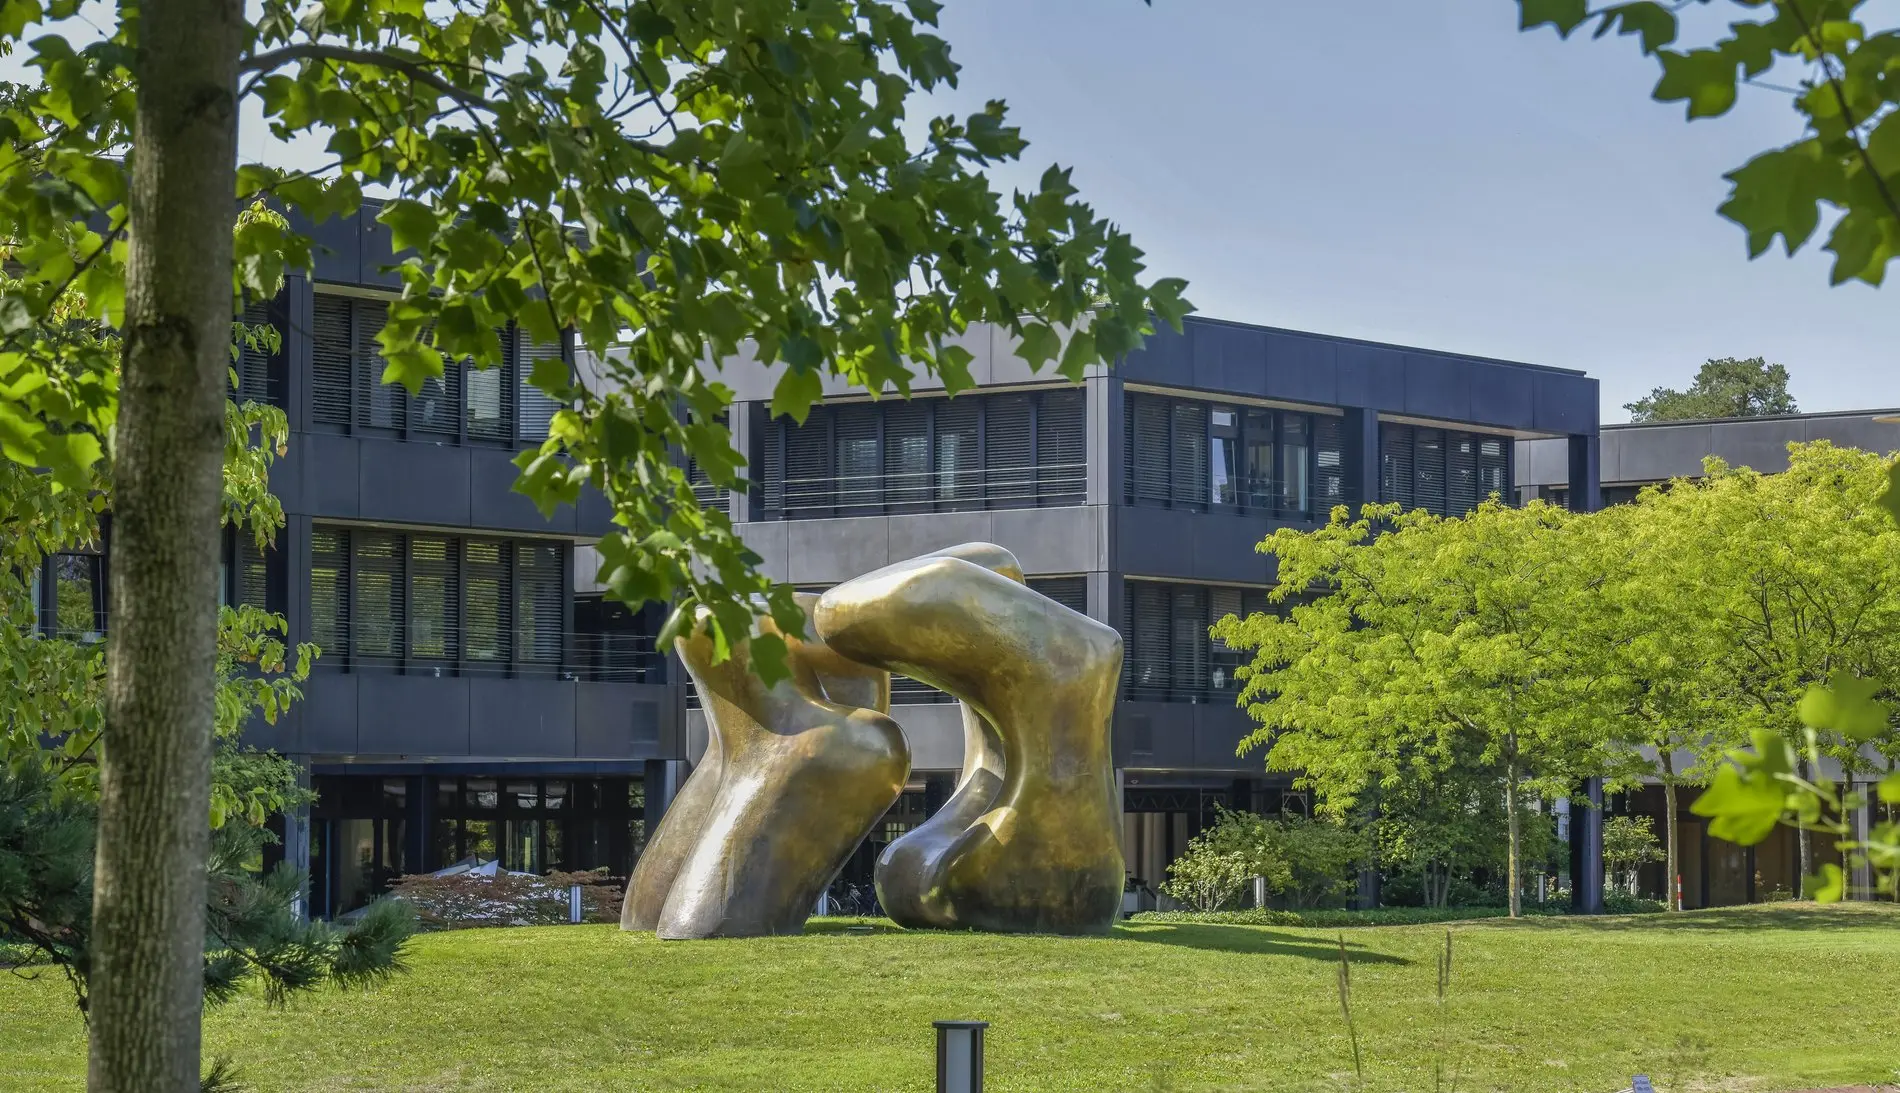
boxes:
[1796,671,1888,741]
[770,365,823,424]
[1015,322,1059,371]
[1518,0,1588,35]
[1592,2,1678,55]
[378,199,437,253]
[1877,459,1900,527]
[1804,862,1845,903]
[1690,763,1785,846]
[1654,49,1738,119]
[1879,773,1900,805]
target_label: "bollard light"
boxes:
[568,883,584,924]
[934,1020,987,1093]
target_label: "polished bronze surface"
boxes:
[816,551,1125,934]
[622,594,907,939]
[871,544,1020,929]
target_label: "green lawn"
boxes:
[6,903,1897,1092]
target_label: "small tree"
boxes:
[1602,815,1666,898]
[1624,357,1796,422]
[1160,833,1251,913]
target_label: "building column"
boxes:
[922,773,953,818]
[644,758,689,828]
[1851,781,1875,900]
[1343,408,1380,512]
[283,757,313,922]
[1566,433,1601,513]
[1570,778,1605,913]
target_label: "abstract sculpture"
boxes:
[815,551,1126,935]
[620,593,909,939]
[622,542,1125,938]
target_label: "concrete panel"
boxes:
[1260,331,1339,405]
[884,511,996,563]
[987,505,1103,574]
[1401,353,1472,423]
[1191,321,1269,395]
[1467,363,1536,429]
[891,704,964,771]
[298,432,361,518]
[470,445,572,533]
[685,708,710,764]
[786,516,891,585]
[1333,342,1404,412]
[576,683,667,758]
[469,678,577,757]
[358,439,471,526]
[736,520,792,583]
[300,673,359,755]
[1608,424,1714,484]
[357,675,470,755]
[1709,419,1805,474]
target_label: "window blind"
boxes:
[309,529,349,659]
[517,334,565,442]
[408,536,458,662]
[351,532,403,657]
[311,294,355,426]
[353,299,404,431]
[515,543,563,664]
[883,401,931,511]
[983,393,1034,508]
[1027,576,1087,615]
[463,539,511,665]
[1168,400,1206,507]
[933,397,980,506]
[1036,388,1086,504]
[833,402,881,514]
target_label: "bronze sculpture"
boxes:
[621,593,908,939]
[815,551,1126,934]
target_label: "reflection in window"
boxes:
[1244,408,1275,510]
[1210,407,1239,506]
[51,553,104,642]
[1280,415,1310,515]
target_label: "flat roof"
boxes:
[1177,314,1587,378]
[1603,407,1900,430]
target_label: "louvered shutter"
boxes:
[1169,400,1206,508]
[1129,395,1171,504]
[933,397,980,508]
[883,401,930,512]
[1036,389,1086,504]
[1209,586,1245,693]
[309,528,349,660]
[1478,436,1510,503]
[354,299,404,430]
[517,333,565,442]
[782,406,831,517]
[761,418,786,517]
[515,543,563,665]
[1028,576,1087,615]
[236,299,277,406]
[1123,581,1172,699]
[311,295,354,426]
[408,536,459,662]
[1209,586,1244,631]
[833,403,881,514]
[1381,423,1414,509]
[1413,427,1447,516]
[351,531,403,657]
[1170,585,1209,697]
[1447,432,1480,515]
[413,324,463,436]
[1314,414,1348,510]
[462,539,512,666]
[235,534,271,612]
[983,393,1033,508]
[686,412,731,515]
[466,328,514,441]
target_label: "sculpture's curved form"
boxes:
[622,594,908,939]
[870,544,1020,928]
[816,553,1125,934]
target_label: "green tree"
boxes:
[1624,357,1797,421]
[1602,815,1665,897]
[1520,0,1900,286]
[0,2,1184,1085]
[1218,501,1623,918]
[1373,760,1517,909]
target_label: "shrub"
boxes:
[1159,834,1252,912]
[386,869,624,931]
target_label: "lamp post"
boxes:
[933,1020,988,1093]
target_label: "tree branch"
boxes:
[239,45,500,112]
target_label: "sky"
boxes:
[908,1,1899,422]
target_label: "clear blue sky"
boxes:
[915,1,1897,421]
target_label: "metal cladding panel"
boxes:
[469,677,578,757]
[576,486,616,537]
[1115,507,1284,584]
[1259,330,1340,405]
[299,672,360,754]
[1533,370,1600,436]
[290,209,362,284]
[1607,424,1716,484]
[268,433,305,512]
[1707,419,1809,474]
[357,210,401,288]
[297,432,362,518]
[1193,704,1260,772]
[576,682,669,759]
[357,438,472,526]
[1118,323,1192,384]
[470,445,579,534]
[1401,352,1472,423]
[1190,321,1269,394]
[356,675,472,755]
[1466,362,1537,430]
[1805,416,1900,452]
[1333,342,1406,413]
[1114,701,1199,769]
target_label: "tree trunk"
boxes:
[1504,763,1521,919]
[1796,757,1814,898]
[90,2,242,1089]
[1661,752,1680,912]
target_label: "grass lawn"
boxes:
[5,903,1897,1092]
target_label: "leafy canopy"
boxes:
[0,0,1189,680]
[1521,0,1900,285]
[1624,356,1797,421]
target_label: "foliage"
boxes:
[1373,762,1529,909]
[1624,356,1798,421]
[1157,830,1252,913]
[1158,809,1364,913]
[386,869,626,931]
[1602,815,1666,895]
[1521,0,1900,286]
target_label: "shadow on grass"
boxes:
[1113,923,1410,964]
[1494,902,1900,933]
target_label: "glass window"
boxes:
[463,819,497,862]
[352,533,402,657]
[1280,414,1310,515]
[409,536,457,662]
[508,781,540,810]
[1209,407,1239,506]
[463,540,509,665]
[465,779,499,811]
[51,553,103,642]
[544,780,568,811]
[1243,408,1275,510]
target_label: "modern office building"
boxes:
[1519,410,1900,907]
[26,203,1605,916]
